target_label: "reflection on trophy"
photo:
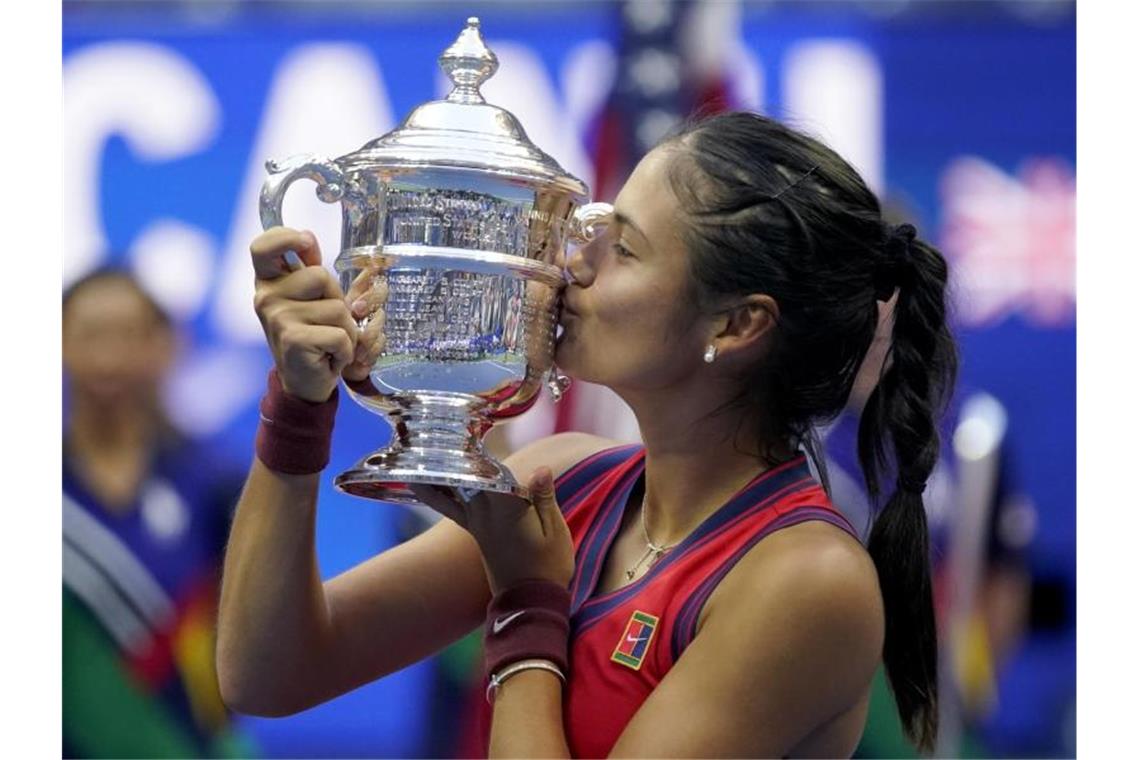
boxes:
[258,17,612,506]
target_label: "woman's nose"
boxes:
[562,249,588,287]
[563,240,599,287]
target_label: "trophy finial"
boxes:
[439,16,498,104]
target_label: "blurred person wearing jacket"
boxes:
[63,268,252,758]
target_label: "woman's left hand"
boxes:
[410,467,575,594]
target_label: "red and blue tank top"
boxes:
[544,444,857,758]
[474,444,857,756]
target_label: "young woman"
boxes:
[217,111,956,757]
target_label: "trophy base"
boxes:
[334,448,527,506]
[334,391,528,507]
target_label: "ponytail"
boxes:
[661,111,961,750]
[857,225,958,752]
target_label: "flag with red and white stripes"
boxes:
[504,0,749,450]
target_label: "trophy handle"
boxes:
[546,202,612,404]
[259,154,348,230]
[547,370,572,403]
[568,201,613,243]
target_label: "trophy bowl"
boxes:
[258,18,611,506]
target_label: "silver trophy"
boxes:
[259,17,611,506]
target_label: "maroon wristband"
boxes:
[254,368,338,475]
[483,579,572,680]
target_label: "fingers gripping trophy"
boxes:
[258,18,611,507]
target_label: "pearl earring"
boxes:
[703,344,717,364]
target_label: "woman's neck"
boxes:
[622,384,791,544]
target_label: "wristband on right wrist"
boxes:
[254,368,338,475]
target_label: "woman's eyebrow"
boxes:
[613,210,644,237]
[613,210,654,254]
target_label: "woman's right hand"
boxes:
[251,226,372,403]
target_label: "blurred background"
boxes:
[62,0,1074,757]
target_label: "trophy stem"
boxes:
[334,392,523,505]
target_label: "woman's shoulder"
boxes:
[503,432,634,482]
[652,520,884,756]
[701,519,883,661]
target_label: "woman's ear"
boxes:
[712,294,779,360]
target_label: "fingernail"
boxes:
[283,250,303,271]
[351,298,368,317]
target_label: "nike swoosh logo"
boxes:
[626,634,648,644]
[492,610,526,634]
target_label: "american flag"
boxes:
[503,0,748,449]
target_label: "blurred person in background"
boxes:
[827,294,1036,758]
[63,268,252,758]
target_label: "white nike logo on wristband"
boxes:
[492,610,526,634]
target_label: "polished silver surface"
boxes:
[258,17,612,507]
[332,243,560,504]
[344,17,590,199]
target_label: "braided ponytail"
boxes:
[858,225,958,751]
[664,112,960,752]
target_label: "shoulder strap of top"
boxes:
[554,444,643,518]
[668,503,857,661]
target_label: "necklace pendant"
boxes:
[626,545,655,580]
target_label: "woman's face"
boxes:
[556,147,712,392]
[62,277,174,406]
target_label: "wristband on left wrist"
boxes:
[483,579,572,681]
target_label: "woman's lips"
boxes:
[556,300,576,343]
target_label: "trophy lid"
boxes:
[341,18,588,202]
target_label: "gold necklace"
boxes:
[625,495,677,580]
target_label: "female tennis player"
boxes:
[217,111,956,757]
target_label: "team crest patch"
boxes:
[611,610,659,670]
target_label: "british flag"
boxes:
[939,155,1076,328]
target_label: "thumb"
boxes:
[528,467,563,534]
[529,467,555,503]
[251,227,324,280]
[290,229,324,269]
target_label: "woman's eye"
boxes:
[612,241,634,258]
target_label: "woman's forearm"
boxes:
[215,458,335,716]
[489,670,571,758]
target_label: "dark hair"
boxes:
[664,111,957,751]
[62,266,172,328]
